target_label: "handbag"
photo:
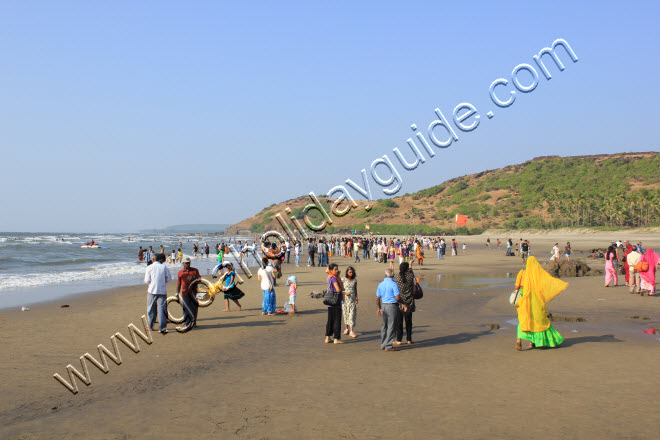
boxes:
[509,290,520,305]
[323,289,341,306]
[412,281,424,300]
[323,278,341,306]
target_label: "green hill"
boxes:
[228,152,660,235]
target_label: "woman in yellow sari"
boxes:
[513,256,568,351]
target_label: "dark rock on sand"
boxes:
[545,260,597,278]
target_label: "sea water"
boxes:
[0,232,260,309]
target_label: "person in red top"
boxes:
[177,256,201,332]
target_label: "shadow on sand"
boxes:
[349,327,494,348]
[560,334,623,347]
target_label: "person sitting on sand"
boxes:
[221,263,244,312]
[513,256,568,351]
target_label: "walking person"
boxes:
[627,245,642,294]
[221,263,244,311]
[604,245,619,287]
[176,256,200,332]
[354,240,361,263]
[376,269,406,352]
[393,262,415,345]
[513,256,567,350]
[341,266,359,338]
[144,253,172,334]
[639,249,659,296]
[325,263,344,344]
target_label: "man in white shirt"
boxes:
[144,253,172,334]
[258,257,276,315]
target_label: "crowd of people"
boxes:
[140,233,658,350]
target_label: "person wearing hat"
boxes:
[177,256,201,332]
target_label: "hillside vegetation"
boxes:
[227,152,660,235]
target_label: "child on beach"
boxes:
[178,248,183,263]
[286,275,297,314]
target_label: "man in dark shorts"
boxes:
[521,240,530,262]
[177,256,201,332]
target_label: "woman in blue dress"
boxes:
[222,263,244,312]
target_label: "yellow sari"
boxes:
[515,257,568,346]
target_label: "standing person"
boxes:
[308,239,316,267]
[325,263,344,344]
[388,243,396,270]
[286,275,297,314]
[221,263,244,311]
[604,246,619,287]
[193,243,199,259]
[176,256,200,332]
[341,266,359,338]
[506,239,512,256]
[451,239,458,256]
[486,237,491,250]
[145,246,154,266]
[564,242,572,261]
[377,269,406,352]
[354,240,361,263]
[318,240,326,267]
[639,249,659,296]
[627,245,642,294]
[258,257,276,315]
[512,257,567,350]
[144,253,172,334]
[294,240,301,267]
[204,242,210,259]
[138,246,144,262]
[621,243,633,287]
[440,238,446,259]
[416,241,424,266]
[285,240,291,264]
[521,240,530,262]
[393,262,415,345]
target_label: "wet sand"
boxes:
[1,233,659,439]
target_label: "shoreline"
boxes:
[1,233,659,439]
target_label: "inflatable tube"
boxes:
[166,278,222,323]
[166,295,185,324]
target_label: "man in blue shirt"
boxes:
[376,269,407,351]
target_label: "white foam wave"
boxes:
[0,262,147,290]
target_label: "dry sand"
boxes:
[1,233,660,440]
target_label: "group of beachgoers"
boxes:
[141,234,658,350]
[603,241,657,296]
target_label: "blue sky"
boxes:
[0,1,658,232]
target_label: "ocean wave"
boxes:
[0,262,148,290]
[35,258,108,266]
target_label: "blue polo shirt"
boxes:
[377,278,400,304]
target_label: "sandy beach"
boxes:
[1,232,660,440]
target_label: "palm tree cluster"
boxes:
[538,188,660,228]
